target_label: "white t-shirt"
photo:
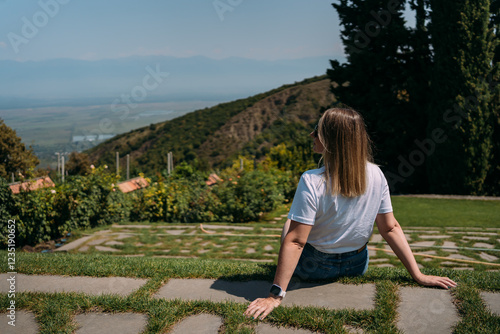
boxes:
[287,162,393,254]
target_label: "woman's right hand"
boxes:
[244,296,283,320]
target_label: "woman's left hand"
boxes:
[244,296,282,320]
[415,273,458,289]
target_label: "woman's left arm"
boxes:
[376,212,457,289]
[244,220,312,320]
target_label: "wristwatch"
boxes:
[269,284,286,298]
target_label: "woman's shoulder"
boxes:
[367,162,389,185]
[300,167,326,183]
[367,162,384,175]
[302,166,325,176]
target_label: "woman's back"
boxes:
[288,162,392,253]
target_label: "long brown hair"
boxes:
[317,107,373,197]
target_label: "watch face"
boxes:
[270,285,282,295]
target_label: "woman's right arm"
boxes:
[375,212,457,289]
[244,220,312,320]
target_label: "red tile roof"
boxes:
[117,176,149,193]
[9,176,55,194]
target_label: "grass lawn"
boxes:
[0,252,499,333]
[0,197,499,333]
[391,196,500,228]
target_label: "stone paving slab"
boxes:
[419,235,451,239]
[0,310,39,334]
[473,242,495,249]
[481,291,500,315]
[397,287,459,334]
[165,230,185,235]
[479,252,499,262]
[54,235,93,251]
[448,254,475,261]
[169,314,223,333]
[88,238,108,246]
[0,274,148,296]
[154,279,375,310]
[450,231,499,236]
[95,245,120,252]
[256,323,364,333]
[114,233,136,240]
[201,224,253,230]
[410,241,436,247]
[74,312,148,334]
[256,323,316,333]
[370,234,384,243]
[95,229,113,234]
[106,241,124,246]
[463,236,490,241]
[404,229,440,234]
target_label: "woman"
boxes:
[244,107,457,320]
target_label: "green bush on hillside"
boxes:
[0,178,20,246]
[0,166,129,248]
[213,168,292,223]
[52,166,129,232]
[129,174,218,223]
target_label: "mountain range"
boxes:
[0,55,336,108]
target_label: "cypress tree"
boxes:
[485,0,500,195]
[328,0,429,193]
[427,0,497,194]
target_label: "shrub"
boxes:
[0,178,20,246]
[129,176,217,223]
[53,166,127,232]
[213,167,293,223]
[1,166,129,248]
[14,184,58,246]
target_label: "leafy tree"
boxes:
[66,152,91,176]
[427,0,497,194]
[0,119,39,180]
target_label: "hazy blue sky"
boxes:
[0,1,415,62]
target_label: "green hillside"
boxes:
[86,75,335,175]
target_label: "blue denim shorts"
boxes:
[293,243,369,281]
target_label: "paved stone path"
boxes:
[5,222,499,332]
[52,223,500,273]
[2,273,499,333]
